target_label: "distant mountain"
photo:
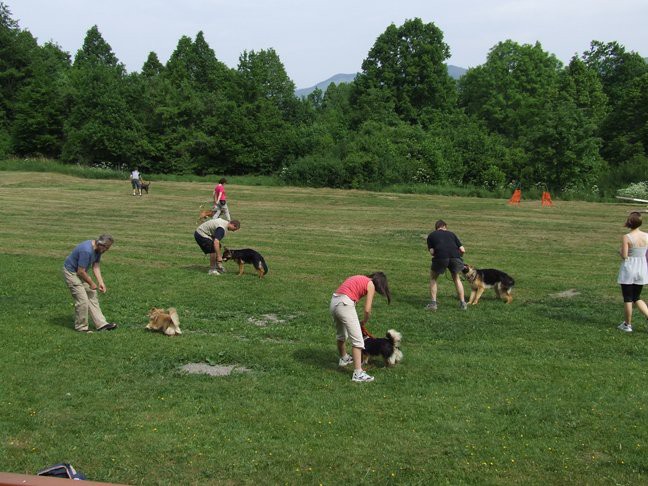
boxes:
[295,73,357,98]
[295,65,468,98]
[447,64,468,79]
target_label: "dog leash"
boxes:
[361,324,375,339]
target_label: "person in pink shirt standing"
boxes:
[212,177,231,221]
[330,272,391,382]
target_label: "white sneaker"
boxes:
[617,322,633,333]
[338,355,353,367]
[352,370,374,382]
[208,269,222,275]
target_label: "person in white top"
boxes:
[616,212,648,332]
[130,169,142,196]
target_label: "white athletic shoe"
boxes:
[208,269,222,275]
[617,322,633,333]
[352,370,374,383]
[338,355,353,367]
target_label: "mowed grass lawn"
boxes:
[1,172,647,485]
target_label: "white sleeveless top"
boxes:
[617,232,648,285]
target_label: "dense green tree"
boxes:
[62,26,146,166]
[0,3,38,155]
[582,41,647,107]
[459,40,562,139]
[582,41,648,169]
[237,48,297,116]
[459,40,606,189]
[141,51,164,78]
[11,42,70,157]
[353,18,457,124]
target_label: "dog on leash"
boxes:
[140,180,150,194]
[146,307,182,336]
[462,264,515,305]
[222,247,268,278]
[197,208,215,224]
[362,329,403,367]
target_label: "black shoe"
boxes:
[97,323,118,331]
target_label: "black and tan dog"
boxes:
[222,247,268,278]
[140,180,150,194]
[362,329,403,367]
[462,264,515,305]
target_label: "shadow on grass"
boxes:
[293,347,343,371]
[396,293,429,309]
[48,314,73,330]
[181,264,209,273]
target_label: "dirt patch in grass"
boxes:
[247,313,294,327]
[551,288,581,298]
[180,363,251,376]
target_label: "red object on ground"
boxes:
[508,188,522,205]
[541,191,553,207]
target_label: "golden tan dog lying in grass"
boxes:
[146,307,181,336]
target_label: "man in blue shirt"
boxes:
[62,234,117,332]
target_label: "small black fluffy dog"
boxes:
[462,264,515,305]
[222,247,268,278]
[362,329,403,367]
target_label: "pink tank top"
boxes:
[335,275,370,302]
[214,184,226,201]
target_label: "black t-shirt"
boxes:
[426,230,463,259]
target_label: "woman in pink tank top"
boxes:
[330,272,391,382]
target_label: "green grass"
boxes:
[1,171,647,484]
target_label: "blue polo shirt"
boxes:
[64,240,101,272]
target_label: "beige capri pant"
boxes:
[330,293,365,349]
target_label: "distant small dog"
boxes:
[146,307,182,336]
[140,180,150,194]
[222,247,268,278]
[197,208,216,224]
[362,329,403,367]
[462,264,515,305]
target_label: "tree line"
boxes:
[1,3,646,195]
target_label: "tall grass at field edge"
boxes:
[0,157,617,201]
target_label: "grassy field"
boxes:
[1,171,647,485]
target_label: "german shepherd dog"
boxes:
[222,247,268,278]
[146,307,181,336]
[462,264,514,305]
[362,329,403,367]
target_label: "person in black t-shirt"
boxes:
[426,220,467,311]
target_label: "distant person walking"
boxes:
[212,178,231,221]
[194,218,240,274]
[426,219,467,311]
[330,272,391,382]
[617,212,648,333]
[62,235,118,333]
[130,168,142,196]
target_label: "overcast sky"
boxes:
[8,0,648,88]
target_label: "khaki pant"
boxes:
[330,293,365,349]
[212,201,231,221]
[62,267,109,331]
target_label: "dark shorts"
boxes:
[431,257,464,275]
[621,284,644,303]
[131,179,141,189]
[194,231,215,254]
